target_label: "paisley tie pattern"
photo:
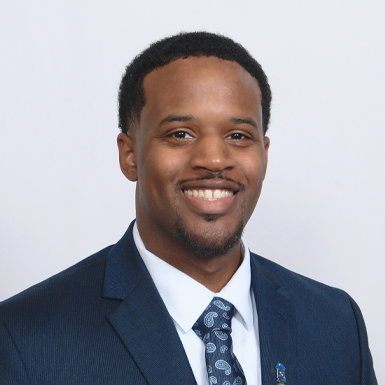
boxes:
[193,297,247,385]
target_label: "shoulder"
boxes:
[249,253,377,383]
[251,251,348,294]
[0,245,114,325]
[250,252,357,318]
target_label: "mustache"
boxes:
[177,173,244,189]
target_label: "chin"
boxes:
[173,217,245,259]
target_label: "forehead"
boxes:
[141,56,262,124]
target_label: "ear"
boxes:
[117,132,138,181]
[263,136,270,179]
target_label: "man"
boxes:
[0,32,377,384]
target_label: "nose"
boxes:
[189,134,235,172]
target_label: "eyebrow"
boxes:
[228,117,258,129]
[159,115,195,126]
[158,114,259,129]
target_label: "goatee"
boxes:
[173,216,245,259]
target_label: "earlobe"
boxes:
[117,132,138,181]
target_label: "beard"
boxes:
[171,174,247,259]
[173,214,245,259]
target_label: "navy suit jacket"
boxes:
[0,222,377,384]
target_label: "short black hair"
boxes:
[118,32,272,134]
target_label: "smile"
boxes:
[183,189,234,201]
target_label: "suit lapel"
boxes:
[251,254,297,385]
[102,223,297,384]
[103,222,196,385]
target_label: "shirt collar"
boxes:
[133,222,254,332]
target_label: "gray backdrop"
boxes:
[1,0,383,380]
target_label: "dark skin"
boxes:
[118,57,269,292]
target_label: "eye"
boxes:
[228,132,251,140]
[225,131,256,148]
[170,131,193,139]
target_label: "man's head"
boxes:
[117,32,270,267]
[118,31,272,135]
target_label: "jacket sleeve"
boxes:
[348,296,377,385]
[0,320,32,385]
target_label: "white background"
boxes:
[1,0,383,380]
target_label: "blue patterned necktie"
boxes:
[193,297,247,385]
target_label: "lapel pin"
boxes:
[276,363,286,384]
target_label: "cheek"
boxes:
[138,148,186,192]
[237,153,266,212]
[239,153,265,184]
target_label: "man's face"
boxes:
[119,56,269,259]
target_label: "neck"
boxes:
[136,221,243,292]
[161,244,243,293]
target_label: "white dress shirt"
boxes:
[133,223,261,385]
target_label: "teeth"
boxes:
[205,190,213,199]
[184,189,234,201]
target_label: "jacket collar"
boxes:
[251,253,297,385]
[102,222,296,385]
[103,221,197,385]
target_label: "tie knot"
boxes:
[193,297,235,339]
